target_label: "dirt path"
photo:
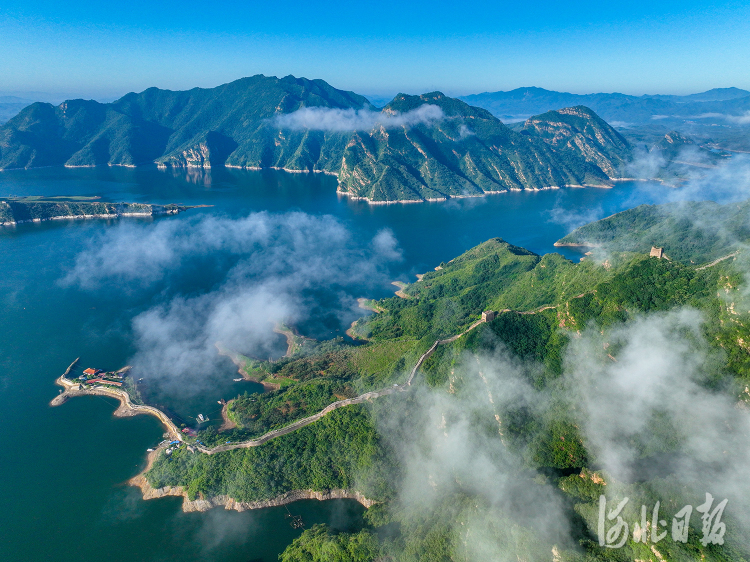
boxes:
[696,251,740,271]
[219,401,237,432]
[55,306,517,458]
[52,363,183,441]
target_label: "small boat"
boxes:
[197,413,208,423]
[233,378,243,382]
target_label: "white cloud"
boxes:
[63,212,403,396]
[728,110,750,125]
[272,104,445,132]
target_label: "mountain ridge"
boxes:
[0,75,632,202]
[461,86,750,123]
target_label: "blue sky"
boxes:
[2,0,749,100]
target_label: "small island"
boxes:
[1,195,208,226]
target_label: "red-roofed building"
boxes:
[83,368,98,376]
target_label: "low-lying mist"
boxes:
[63,211,403,398]
[272,104,445,132]
[375,306,750,558]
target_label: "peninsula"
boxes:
[0,196,206,226]
[51,203,750,561]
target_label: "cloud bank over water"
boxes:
[63,211,402,396]
[272,104,444,132]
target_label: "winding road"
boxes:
[57,253,736,458]
[55,311,494,456]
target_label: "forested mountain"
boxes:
[555,200,750,263]
[521,106,630,178]
[0,75,371,171]
[0,96,34,125]
[337,94,631,201]
[0,75,633,202]
[144,204,750,561]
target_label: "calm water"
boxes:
[0,167,669,561]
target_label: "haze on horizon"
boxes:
[2,0,750,102]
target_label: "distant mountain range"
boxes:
[0,75,636,202]
[460,86,750,125]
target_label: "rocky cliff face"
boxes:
[130,471,376,513]
[0,75,634,202]
[335,94,634,201]
[522,106,631,179]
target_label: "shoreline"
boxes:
[553,241,600,248]
[128,450,376,513]
[219,401,237,431]
[346,298,384,339]
[55,309,490,514]
[272,323,312,357]
[0,204,211,227]
[51,361,182,441]
[334,179,628,205]
[129,463,376,512]
[2,163,656,205]
[214,342,281,391]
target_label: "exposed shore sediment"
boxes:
[129,464,376,513]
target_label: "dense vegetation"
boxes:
[521,106,630,179]
[0,75,632,201]
[0,196,185,224]
[142,201,750,561]
[148,406,394,503]
[279,525,379,562]
[336,92,630,201]
[556,200,750,264]
[353,238,619,342]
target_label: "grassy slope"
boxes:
[556,200,750,263]
[146,226,750,561]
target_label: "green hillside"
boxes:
[0,196,187,225]
[0,75,633,202]
[143,210,750,560]
[555,200,750,263]
[337,93,630,201]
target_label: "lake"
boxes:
[0,166,670,561]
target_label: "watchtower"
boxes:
[650,247,664,259]
[482,310,497,322]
